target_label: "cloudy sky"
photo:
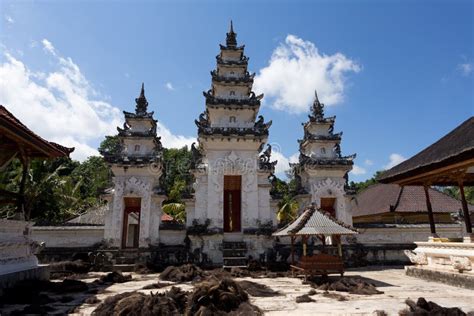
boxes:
[0,0,472,181]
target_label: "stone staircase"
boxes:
[113,249,139,272]
[222,241,248,268]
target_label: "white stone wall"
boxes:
[309,176,353,225]
[103,172,164,248]
[191,149,275,231]
[31,226,104,248]
[0,220,39,276]
[159,230,186,245]
[355,225,463,244]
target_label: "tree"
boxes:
[348,170,384,194]
[98,135,121,156]
[443,186,474,205]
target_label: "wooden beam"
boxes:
[290,236,295,265]
[423,184,437,236]
[458,179,473,234]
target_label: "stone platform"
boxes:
[405,265,474,289]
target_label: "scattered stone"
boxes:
[49,260,90,278]
[188,277,261,315]
[96,271,132,284]
[401,298,467,316]
[134,263,153,274]
[59,295,75,303]
[373,310,388,316]
[296,294,315,303]
[142,282,172,289]
[238,280,281,297]
[92,286,189,316]
[159,264,205,282]
[322,292,348,301]
[312,277,383,295]
[85,296,100,304]
[308,289,317,295]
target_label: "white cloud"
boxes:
[350,165,367,175]
[0,40,194,161]
[165,82,175,91]
[384,153,406,169]
[364,159,373,166]
[254,35,361,114]
[271,149,299,178]
[41,39,56,56]
[5,15,14,24]
[157,122,195,149]
[458,63,473,76]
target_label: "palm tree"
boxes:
[162,202,186,223]
[277,199,299,224]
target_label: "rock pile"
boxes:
[401,298,466,316]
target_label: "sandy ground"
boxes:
[3,267,473,315]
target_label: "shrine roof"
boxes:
[0,105,74,158]
[274,205,358,236]
[379,117,474,185]
[352,183,474,218]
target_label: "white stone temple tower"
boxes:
[291,91,355,225]
[101,84,166,249]
[186,22,278,265]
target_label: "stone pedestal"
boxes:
[0,219,49,292]
[405,239,474,288]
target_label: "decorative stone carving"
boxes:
[404,250,428,265]
[450,256,472,272]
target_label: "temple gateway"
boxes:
[95,23,358,266]
[185,23,278,266]
[292,92,355,226]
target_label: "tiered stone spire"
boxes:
[196,21,272,162]
[101,83,162,165]
[135,83,149,115]
[292,90,355,194]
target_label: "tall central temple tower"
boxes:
[186,23,278,264]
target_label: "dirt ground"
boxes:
[2,267,473,315]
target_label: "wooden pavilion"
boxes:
[273,204,358,278]
[379,116,474,239]
[379,117,474,287]
[0,105,73,218]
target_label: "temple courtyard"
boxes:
[2,266,472,315]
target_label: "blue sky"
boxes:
[0,0,472,182]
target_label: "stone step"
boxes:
[223,249,247,257]
[223,257,248,267]
[222,241,247,250]
[115,257,136,265]
[112,264,135,272]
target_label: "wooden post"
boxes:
[321,235,326,253]
[302,236,307,257]
[423,184,437,237]
[458,179,473,234]
[17,147,28,220]
[290,236,295,265]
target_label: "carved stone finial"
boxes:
[226,20,237,47]
[135,82,149,115]
[310,89,324,120]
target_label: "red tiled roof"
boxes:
[0,105,74,158]
[352,183,473,217]
[161,213,175,222]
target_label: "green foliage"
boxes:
[442,186,474,205]
[98,135,121,156]
[348,170,384,194]
[162,147,193,195]
[0,156,110,224]
[162,203,186,223]
[277,199,298,224]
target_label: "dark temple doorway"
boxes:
[122,197,141,249]
[223,175,241,232]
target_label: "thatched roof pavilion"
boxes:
[379,116,474,237]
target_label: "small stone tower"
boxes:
[102,84,166,249]
[291,91,355,225]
